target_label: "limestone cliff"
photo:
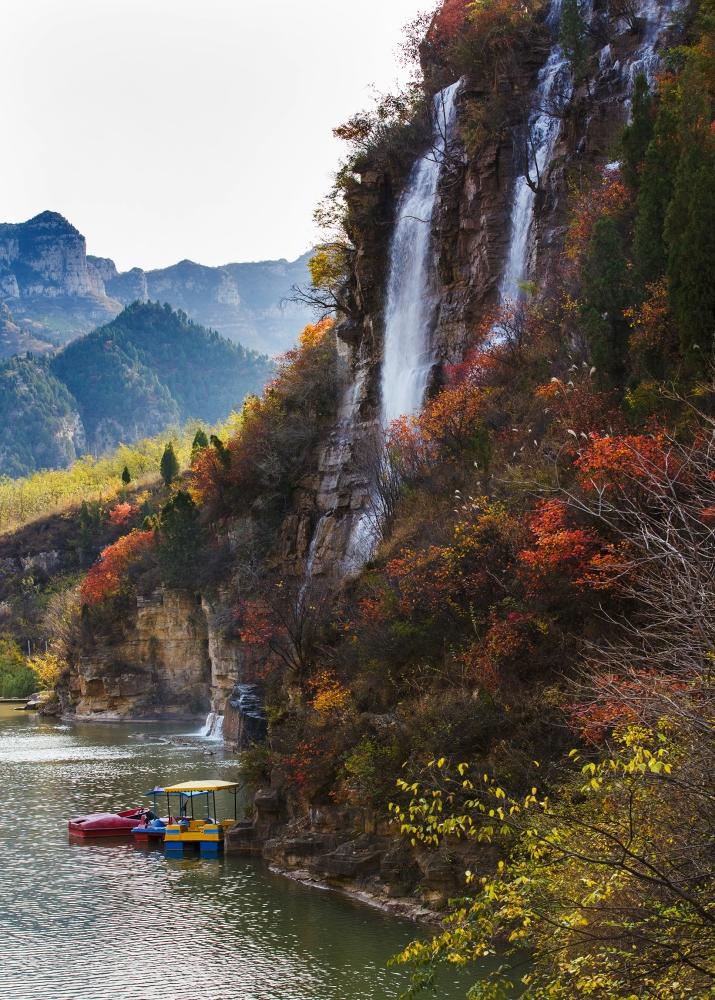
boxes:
[61,587,264,729]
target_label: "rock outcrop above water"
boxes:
[60,588,265,724]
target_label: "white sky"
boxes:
[1,0,428,271]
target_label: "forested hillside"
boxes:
[52,301,272,447]
[0,210,313,352]
[0,302,271,477]
[5,0,715,997]
[0,356,82,477]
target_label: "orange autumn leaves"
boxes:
[81,530,154,606]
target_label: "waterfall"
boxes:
[330,80,462,573]
[624,0,686,89]
[198,712,224,741]
[380,80,461,426]
[499,0,571,305]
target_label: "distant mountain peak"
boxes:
[25,210,79,233]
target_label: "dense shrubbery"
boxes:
[0,636,38,698]
[191,319,338,529]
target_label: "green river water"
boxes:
[0,704,484,1000]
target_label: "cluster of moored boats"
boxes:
[68,779,240,857]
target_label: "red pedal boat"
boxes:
[68,807,147,838]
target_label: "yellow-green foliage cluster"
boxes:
[390,726,715,999]
[0,414,243,533]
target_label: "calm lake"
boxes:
[0,704,480,1000]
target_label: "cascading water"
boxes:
[339,81,462,571]
[380,80,461,426]
[499,0,570,305]
[198,712,224,741]
[302,85,463,582]
[298,351,369,593]
[624,0,686,89]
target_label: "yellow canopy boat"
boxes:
[162,780,240,857]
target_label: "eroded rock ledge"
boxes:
[226,788,491,922]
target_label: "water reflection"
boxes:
[0,705,477,1000]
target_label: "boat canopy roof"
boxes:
[163,780,240,793]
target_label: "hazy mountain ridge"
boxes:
[0,211,313,354]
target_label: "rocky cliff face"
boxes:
[0,211,106,299]
[0,212,122,342]
[62,588,264,725]
[66,590,211,720]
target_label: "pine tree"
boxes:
[580,216,631,385]
[210,434,231,470]
[191,428,209,452]
[121,465,131,486]
[560,0,588,81]
[633,83,680,287]
[621,74,653,191]
[159,442,180,487]
[156,490,202,587]
[664,64,715,361]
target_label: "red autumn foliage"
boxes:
[568,671,691,743]
[107,502,138,528]
[235,599,274,646]
[518,499,603,593]
[565,170,630,266]
[427,0,469,44]
[534,376,621,440]
[81,530,154,606]
[575,431,670,492]
[458,641,503,695]
[278,739,321,790]
[385,348,495,477]
[385,501,522,619]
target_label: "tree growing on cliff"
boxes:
[155,490,202,588]
[159,442,179,487]
[80,530,154,606]
[621,73,653,190]
[664,63,715,362]
[560,0,589,81]
[580,216,631,385]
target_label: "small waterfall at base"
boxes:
[198,712,224,741]
[499,0,570,305]
[380,80,461,426]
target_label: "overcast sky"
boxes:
[2,0,428,271]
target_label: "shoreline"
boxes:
[267,864,442,928]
